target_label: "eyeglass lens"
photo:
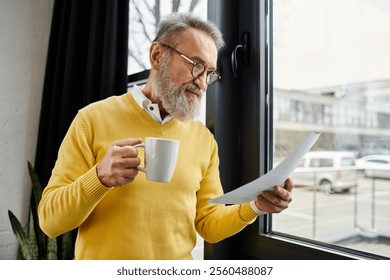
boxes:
[192,64,220,85]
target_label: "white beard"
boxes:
[153,58,203,122]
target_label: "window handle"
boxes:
[231,32,250,78]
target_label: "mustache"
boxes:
[185,83,202,97]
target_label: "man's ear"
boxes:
[149,42,164,70]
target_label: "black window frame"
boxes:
[206,0,387,260]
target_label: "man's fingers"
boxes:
[111,145,139,158]
[256,194,285,213]
[284,177,294,192]
[121,157,141,168]
[113,138,142,147]
[273,186,293,202]
[110,138,143,158]
[254,178,294,214]
[96,138,143,188]
[263,191,283,205]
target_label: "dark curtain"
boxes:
[34,0,129,186]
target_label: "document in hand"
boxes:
[209,132,321,205]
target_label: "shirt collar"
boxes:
[130,85,173,124]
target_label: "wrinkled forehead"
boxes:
[173,28,218,68]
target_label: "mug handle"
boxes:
[133,143,146,172]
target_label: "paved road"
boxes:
[272,175,390,257]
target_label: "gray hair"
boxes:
[153,12,225,50]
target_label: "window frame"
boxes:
[206,0,388,260]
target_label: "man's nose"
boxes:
[193,72,208,92]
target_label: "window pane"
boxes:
[128,0,207,75]
[272,0,390,257]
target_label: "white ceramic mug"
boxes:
[134,137,180,182]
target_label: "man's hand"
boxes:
[254,177,294,213]
[96,138,143,188]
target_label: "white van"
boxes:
[291,151,358,193]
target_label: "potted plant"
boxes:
[8,161,74,259]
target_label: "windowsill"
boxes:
[259,231,387,260]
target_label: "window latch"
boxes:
[231,32,250,78]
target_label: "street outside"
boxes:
[191,174,390,260]
[272,174,390,258]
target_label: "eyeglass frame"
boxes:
[160,43,221,85]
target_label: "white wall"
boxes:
[0,0,53,259]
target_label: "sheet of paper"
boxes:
[209,132,321,205]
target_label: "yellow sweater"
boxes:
[38,92,258,259]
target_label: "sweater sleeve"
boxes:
[38,112,111,237]
[194,138,259,244]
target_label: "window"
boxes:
[272,0,390,258]
[128,0,207,75]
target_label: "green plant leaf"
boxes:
[26,210,39,259]
[8,210,38,260]
[46,236,58,260]
[27,161,48,258]
[28,161,43,209]
[61,231,75,259]
[9,161,75,260]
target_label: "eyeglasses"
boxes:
[160,43,221,85]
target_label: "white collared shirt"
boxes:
[130,85,173,124]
